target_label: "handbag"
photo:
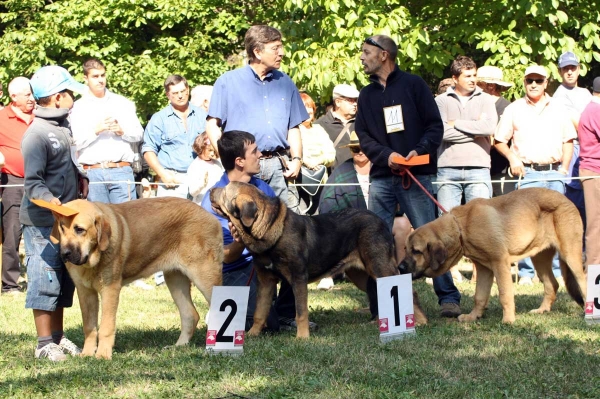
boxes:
[298,164,326,196]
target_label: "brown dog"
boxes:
[401,187,587,323]
[50,198,223,359]
[210,181,427,338]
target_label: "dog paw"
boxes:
[80,347,96,357]
[528,307,550,314]
[457,313,478,323]
[94,347,113,360]
[247,327,262,336]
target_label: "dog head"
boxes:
[400,222,451,280]
[209,182,262,228]
[50,200,111,267]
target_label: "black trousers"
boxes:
[1,173,24,292]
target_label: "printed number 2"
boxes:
[390,286,401,327]
[216,299,237,343]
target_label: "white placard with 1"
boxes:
[377,274,416,342]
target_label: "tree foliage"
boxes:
[1,0,598,116]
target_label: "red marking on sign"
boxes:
[206,330,217,346]
[234,330,245,346]
[379,318,389,333]
[586,302,594,315]
[406,314,415,329]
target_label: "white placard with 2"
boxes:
[585,264,600,323]
[205,286,249,355]
[377,274,416,342]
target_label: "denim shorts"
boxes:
[24,225,75,311]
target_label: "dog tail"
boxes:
[559,259,585,307]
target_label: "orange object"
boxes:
[31,199,79,217]
[391,154,430,166]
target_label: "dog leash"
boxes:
[245,266,255,287]
[391,167,448,214]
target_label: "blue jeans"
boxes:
[517,169,565,278]
[259,156,299,212]
[369,174,461,305]
[87,166,137,203]
[437,167,492,212]
[24,226,75,311]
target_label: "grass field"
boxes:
[1,277,599,398]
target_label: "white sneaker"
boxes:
[131,279,154,290]
[35,343,67,362]
[317,277,334,291]
[155,272,165,286]
[59,337,82,356]
[518,276,533,286]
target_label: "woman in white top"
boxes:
[187,132,224,204]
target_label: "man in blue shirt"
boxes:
[143,74,207,285]
[206,25,308,208]
[201,131,277,330]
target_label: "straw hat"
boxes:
[476,66,513,87]
[340,131,360,148]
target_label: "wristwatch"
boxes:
[292,156,302,162]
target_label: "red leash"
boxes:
[392,167,448,214]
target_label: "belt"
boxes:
[260,147,287,159]
[82,161,131,170]
[523,162,560,172]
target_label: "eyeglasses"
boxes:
[338,96,358,104]
[350,147,363,154]
[364,37,386,52]
[525,78,546,85]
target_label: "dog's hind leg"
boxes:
[248,268,277,336]
[164,270,199,346]
[530,248,558,314]
[459,264,495,323]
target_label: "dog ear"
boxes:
[428,241,447,272]
[95,215,112,252]
[50,211,62,245]
[240,200,258,228]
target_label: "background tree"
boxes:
[1,0,598,117]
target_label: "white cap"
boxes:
[476,66,513,87]
[524,65,548,78]
[332,84,359,99]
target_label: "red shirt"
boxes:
[0,105,32,177]
[578,99,600,174]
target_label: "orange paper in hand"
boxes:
[31,199,79,217]
[391,154,430,166]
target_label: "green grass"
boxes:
[1,279,599,398]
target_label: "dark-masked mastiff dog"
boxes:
[50,197,223,359]
[210,181,427,338]
[401,187,587,324]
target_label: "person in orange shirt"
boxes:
[0,77,35,294]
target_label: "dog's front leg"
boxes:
[96,282,122,359]
[248,268,277,336]
[289,274,310,339]
[76,285,99,357]
[459,265,494,323]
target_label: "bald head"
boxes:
[8,77,31,96]
[8,76,35,114]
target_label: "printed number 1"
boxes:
[216,299,237,343]
[390,285,401,327]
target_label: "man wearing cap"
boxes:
[476,65,514,196]
[0,77,35,295]
[435,55,497,213]
[355,34,462,318]
[495,64,576,285]
[553,51,593,226]
[315,83,360,170]
[70,58,144,204]
[578,77,600,269]
[20,65,88,361]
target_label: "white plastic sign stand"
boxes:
[205,286,249,355]
[377,274,416,342]
[585,264,600,325]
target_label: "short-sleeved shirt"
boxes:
[494,94,577,164]
[0,105,32,177]
[208,65,308,151]
[578,98,600,174]
[142,103,207,172]
[553,85,592,115]
[200,173,276,273]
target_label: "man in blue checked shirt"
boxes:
[142,74,207,285]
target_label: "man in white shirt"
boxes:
[70,58,144,203]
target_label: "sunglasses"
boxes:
[350,147,363,154]
[364,37,386,52]
[525,78,546,85]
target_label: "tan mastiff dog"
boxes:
[210,181,427,339]
[401,187,587,324]
[50,197,223,359]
